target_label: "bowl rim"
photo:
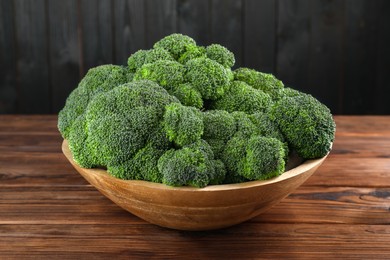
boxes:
[62,139,328,192]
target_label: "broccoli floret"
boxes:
[127,49,148,72]
[269,93,336,159]
[211,81,272,114]
[133,60,185,90]
[202,110,236,141]
[67,80,178,171]
[154,33,196,60]
[222,134,286,181]
[170,83,203,109]
[249,112,286,143]
[58,64,128,139]
[108,143,164,183]
[234,67,284,100]
[178,45,206,64]
[157,140,225,187]
[145,48,174,64]
[163,103,203,147]
[185,57,232,100]
[206,44,235,68]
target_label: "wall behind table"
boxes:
[1,0,389,114]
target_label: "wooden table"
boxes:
[1,115,390,259]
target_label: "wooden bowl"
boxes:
[62,140,327,231]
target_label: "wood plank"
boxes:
[0,1,17,113]
[0,224,389,258]
[343,0,378,114]
[144,0,177,48]
[1,185,389,225]
[80,0,113,72]
[305,157,390,187]
[113,0,146,65]
[13,0,50,114]
[0,115,58,132]
[331,135,390,158]
[276,0,310,87]
[258,186,390,225]
[334,116,390,135]
[308,0,345,114]
[244,0,276,73]
[47,0,82,113]
[177,0,210,46]
[374,0,390,114]
[210,0,243,68]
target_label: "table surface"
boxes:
[1,115,390,259]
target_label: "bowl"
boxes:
[62,140,327,231]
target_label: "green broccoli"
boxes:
[58,64,128,139]
[269,93,336,159]
[178,45,206,64]
[59,32,335,188]
[170,83,203,109]
[222,134,286,182]
[211,81,272,114]
[163,103,204,147]
[108,143,165,183]
[127,49,148,72]
[234,67,284,100]
[206,44,235,68]
[153,33,197,60]
[133,60,185,91]
[185,57,232,100]
[67,80,178,177]
[157,140,225,188]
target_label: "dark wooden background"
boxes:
[1,0,389,115]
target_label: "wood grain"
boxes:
[0,115,390,258]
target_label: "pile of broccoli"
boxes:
[58,33,336,188]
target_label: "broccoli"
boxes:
[222,134,286,182]
[127,49,148,72]
[211,81,272,114]
[170,83,203,109]
[163,103,204,147]
[58,64,128,139]
[269,93,336,159]
[206,44,235,68]
[234,67,284,100]
[153,33,197,60]
[157,140,225,188]
[133,60,185,90]
[67,80,178,178]
[178,45,206,64]
[59,33,335,188]
[185,57,232,100]
[202,110,236,158]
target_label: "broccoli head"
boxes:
[202,110,236,158]
[234,67,284,100]
[178,45,206,64]
[127,49,148,72]
[157,140,225,188]
[163,103,204,147]
[206,44,235,68]
[67,80,178,171]
[269,93,336,159]
[222,134,286,182]
[153,33,196,60]
[133,60,185,91]
[185,57,232,100]
[58,64,128,139]
[170,83,203,109]
[211,81,272,114]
